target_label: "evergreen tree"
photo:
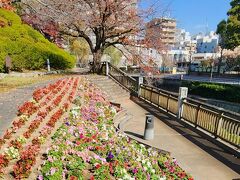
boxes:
[216,20,227,73]
[216,0,240,73]
[217,0,240,50]
[226,0,240,49]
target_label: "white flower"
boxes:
[159,176,166,180]
[140,144,145,148]
[151,169,155,174]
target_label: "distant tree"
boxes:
[69,38,90,66]
[216,20,227,74]
[217,0,240,50]
[104,46,122,66]
[223,47,240,73]
[161,54,174,73]
[216,0,240,73]
[226,0,240,50]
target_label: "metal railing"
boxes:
[101,62,240,149]
[107,63,138,93]
[139,84,240,149]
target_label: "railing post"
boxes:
[47,59,51,72]
[215,111,224,138]
[177,87,188,120]
[195,104,201,127]
[105,61,109,76]
[166,94,170,112]
[150,87,153,102]
[138,76,143,97]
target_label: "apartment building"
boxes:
[146,18,177,49]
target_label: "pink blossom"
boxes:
[50,167,57,175]
[38,175,43,180]
[48,156,53,163]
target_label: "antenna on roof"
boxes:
[205,18,209,35]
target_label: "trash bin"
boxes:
[144,113,154,140]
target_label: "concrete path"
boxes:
[121,97,240,180]
[0,79,59,137]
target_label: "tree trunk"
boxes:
[92,50,103,74]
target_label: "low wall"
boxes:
[190,71,240,78]
[205,99,240,113]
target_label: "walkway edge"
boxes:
[130,95,240,174]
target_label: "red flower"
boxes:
[76,141,81,145]
[3,129,12,139]
[13,145,40,178]
[178,172,186,178]
[96,164,101,169]
[47,109,63,127]
[0,154,9,168]
[10,139,22,149]
[70,176,78,180]
[18,101,38,116]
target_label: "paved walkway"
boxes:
[121,97,240,180]
[0,79,59,136]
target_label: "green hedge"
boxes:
[0,9,75,72]
[181,81,240,103]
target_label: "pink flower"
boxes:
[50,167,56,175]
[79,133,84,139]
[132,168,138,174]
[48,156,53,163]
[62,172,66,178]
[38,175,43,180]
[172,158,178,165]
[169,166,175,173]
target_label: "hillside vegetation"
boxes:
[0,9,75,72]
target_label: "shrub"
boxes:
[181,81,240,103]
[0,9,75,72]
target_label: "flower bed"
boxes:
[38,80,193,180]
[0,77,193,179]
[0,77,80,178]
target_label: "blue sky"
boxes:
[139,0,230,35]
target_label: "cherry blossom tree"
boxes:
[20,0,150,72]
[0,0,14,10]
[223,47,240,73]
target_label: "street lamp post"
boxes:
[210,62,214,82]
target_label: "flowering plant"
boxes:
[4,146,20,160]
[0,154,9,175]
[18,101,38,116]
[3,129,13,139]
[13,145,40,179]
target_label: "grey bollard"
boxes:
[144,113,154,140]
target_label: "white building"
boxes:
[195,31,219,53]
